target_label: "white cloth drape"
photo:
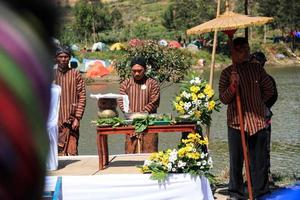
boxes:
[45,174,214,200]
[46,84,61,171]
[90,93,129,113]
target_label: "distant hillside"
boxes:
[106,0,170,25]
[59,0,171,26]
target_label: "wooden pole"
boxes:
[207,0,221,139]
[208,0,221,86]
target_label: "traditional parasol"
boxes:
[187,0,273,85]
[186,1,273,200]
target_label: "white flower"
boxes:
[201,152,205,159]
[200,166,204,169]
[202,160,207,166]
[188,110,193,115]
[194,77,201,85]
[144,160,152,166]
[184,102,191,110]
[197,161,201,166]
[190,79,195,84]
[178,160,186,168]
[184,92,191,99]
[205,102,209,107]
[167,163,172,171]
[169,149,178,163]
[208,157,213,165]
[172,168,176,172]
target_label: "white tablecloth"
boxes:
[45,174,214,200]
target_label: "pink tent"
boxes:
[128,38,144,47]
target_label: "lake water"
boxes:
[79,66,300,177]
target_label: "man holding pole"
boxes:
[219,37,275,199]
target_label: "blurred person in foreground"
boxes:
[250,51,278,183]
[119,56,160,153]
[54,47,86,156]
[0,0,57,199]
[219,37,275,200]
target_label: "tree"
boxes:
[257,0,300,49]
[111,8,124,30]
[257,0,300,31]
[115,41,192,89]
[73,0,112,43]
[162,0,215,31]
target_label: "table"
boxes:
[45,174,214,200]
[96,124,196,170]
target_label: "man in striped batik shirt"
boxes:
[54,47,86,156]
[119,56,160,153]
[219,38,275,200]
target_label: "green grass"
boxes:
[74,50,126,62]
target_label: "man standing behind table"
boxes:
[54,46,86,156]
[219,37,275,199]
[119,56,160,154]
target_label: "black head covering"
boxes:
[55,46,71,57]
[130,56,147,68]
[232,37,248,49]
[250,51,267,63]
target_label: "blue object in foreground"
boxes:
[261,182,300,200]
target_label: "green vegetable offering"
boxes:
[93,117,125,127]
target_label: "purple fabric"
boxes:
[0,21,50,118]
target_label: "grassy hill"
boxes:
[59,0,300,67]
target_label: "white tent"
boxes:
[92,42,106,52]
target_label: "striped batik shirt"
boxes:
[219,62,275,135]
[119,77,160,113]
[55,67,86,126]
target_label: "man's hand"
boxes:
[72,118,80,130]
[230,71,239,93]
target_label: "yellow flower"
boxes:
[191,93,198,101]
[187,152,200,159]
[194,110,202,118]
[190,85,200,93]
[141,166,150,172]
[176,96,181,102]
[174,103,184,112]
[208,101,215,111]
[178,147,187,158]
[150,152,158,160]
[198,93,205,99]
[204,84,214,98]
[200,136,209,146]
[179,101,184,106]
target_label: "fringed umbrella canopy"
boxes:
[187,10,273,35]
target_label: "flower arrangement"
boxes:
[173,76,220,126]
[140,132,214,182]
